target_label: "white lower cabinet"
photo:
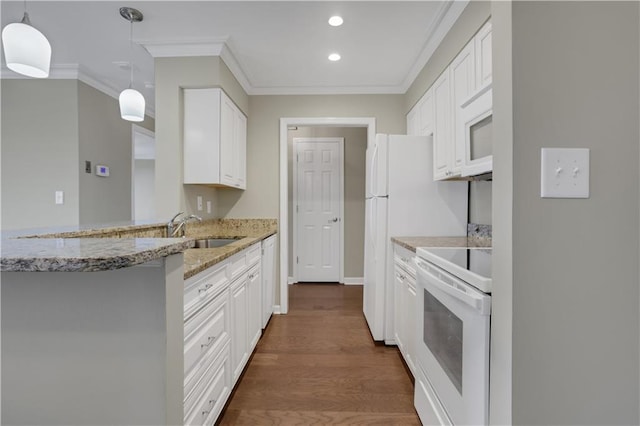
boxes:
[230,272,249,384]
[184,238,271,425]
[261,234,277,328]
[393,244,417,377]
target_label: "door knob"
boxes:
[328,217,339,223]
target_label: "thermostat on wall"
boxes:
[96,165,110,177]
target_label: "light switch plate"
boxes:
[206,201,212,214]
[541,148,590,198]
[197,196,203,211]
[55,191,64,205]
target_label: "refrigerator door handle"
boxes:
[370,143,379,197]
[370,197,377,261]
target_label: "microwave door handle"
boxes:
[416,261,491,315]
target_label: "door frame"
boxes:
[292,137,345,284]
[279,117,376,314]
[131,125,156,220]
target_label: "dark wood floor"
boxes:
[218,283,420,425]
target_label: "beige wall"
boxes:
[154,56,249,221]
[287,127,367,279]
[506,2,639,424]
[1,80,80,230]
[78,82,154,225]
[1,79,155,230]
[217,94,405,219]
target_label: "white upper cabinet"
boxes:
[450,39,477,175]
[406,107,419,136]
[418,88,435,137]
[184,88,247,189]
[432,70,452,181]
[475,20,492,90]
[405,18,492,181]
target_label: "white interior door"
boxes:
[294,138,344,282]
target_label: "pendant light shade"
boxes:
[119,88,145,122]
[118,7,145,122]
[2,12,51,78]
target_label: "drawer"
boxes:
[184,261,229,320]
[394,245,416,278]
[228,249,248,281]
[185,343,231,426]
[246,242,261,267]
[184,289,229,380]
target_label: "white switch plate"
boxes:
[541,148,590,198]
[197,196,203,211]
[206,201,212,214]
[55,191,64,205]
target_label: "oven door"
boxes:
[414,257,491,426]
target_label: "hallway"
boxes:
[218,283,420,425]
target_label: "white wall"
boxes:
[1,80,80,230]
[505,2,639,424]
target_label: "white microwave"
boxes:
[460,83,493,177]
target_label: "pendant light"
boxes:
[1,0,51,78]
[118,7,145,122]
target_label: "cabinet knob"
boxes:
[198,283,213,293]
[202,399,216,416]
[201,336,216,349]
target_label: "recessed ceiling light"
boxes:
[328,16,343,27]
[328,53,341,62]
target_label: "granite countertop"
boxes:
[391,236,491,253]
[1,218,278,276]
[0,237,194,272]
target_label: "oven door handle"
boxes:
[415,259,491,316]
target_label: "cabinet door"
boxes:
[261,235,276,328]
[405,277,417,376]
[230,276,248,384]
[475,20,492,89]
[406,107,419,136]
[235,110,247,189]
[433,70,452,180]
[450,40,476,174]
[393,264,405,352]
[183,88,222,184]
[220,94,236,187]
[247,265,262,352]
[418,88,434,136]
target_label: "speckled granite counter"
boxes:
[182,219,277,279]
[0,237,194,272]
[391,236,491,253]
[1,218,277,276]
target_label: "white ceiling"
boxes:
[1,1,467,116]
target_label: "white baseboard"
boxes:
[273,305,282,314]
[343,277,364,285]
[288,276,295,285]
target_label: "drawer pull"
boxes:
[198,283,213,293]
[248,273,254,280]
[202,399,216,416]
[396,272,406,280]
[201,336,217,349]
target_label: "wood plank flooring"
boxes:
[218,283,420,425]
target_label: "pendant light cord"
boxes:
[129,14,134,89]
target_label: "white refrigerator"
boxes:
[363,134,468,342]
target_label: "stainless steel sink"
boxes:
[193,238,241,249]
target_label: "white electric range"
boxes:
[413,246,492,426]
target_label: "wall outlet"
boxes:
[55,191,64,205]
[197,196,203,211]
[206,200,212,214]
[541,148,590,198]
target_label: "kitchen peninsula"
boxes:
[1,219,277,425]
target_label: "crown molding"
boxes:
[1,64,156,119]
[400,0,470,92]
[140,38,227,58]
[248,85,406,96]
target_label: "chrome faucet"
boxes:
[167,212,202,237]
